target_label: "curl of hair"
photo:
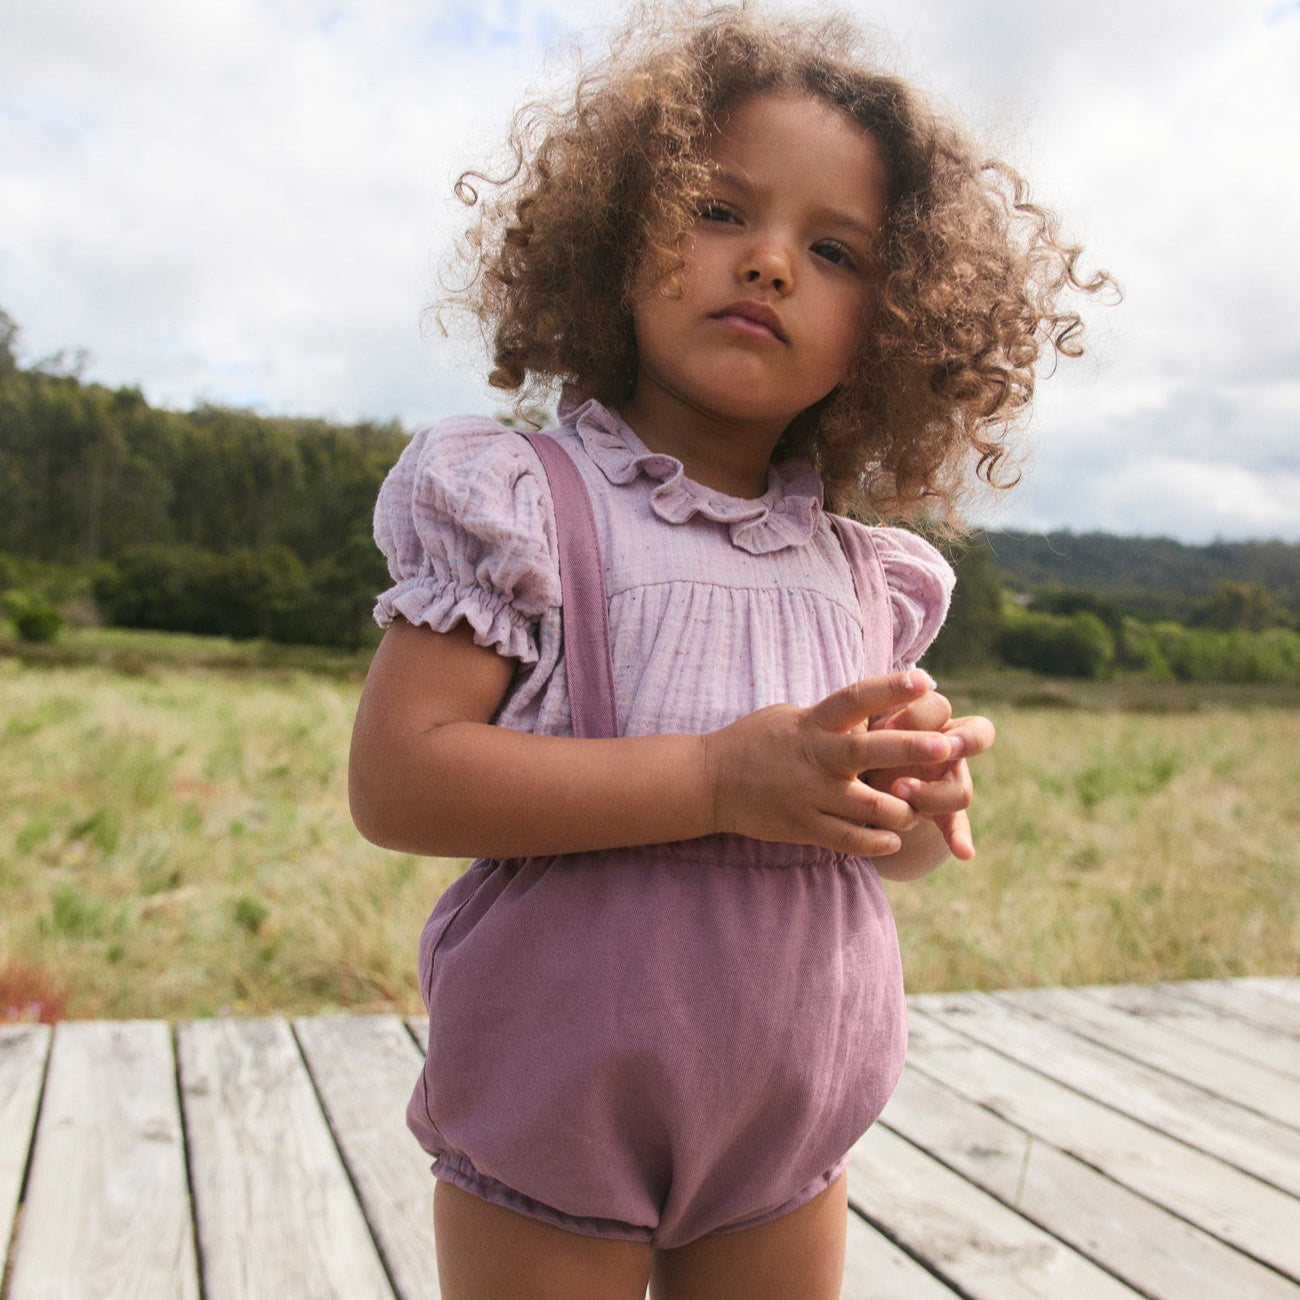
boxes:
[439,3,1117,526]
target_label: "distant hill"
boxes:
[984,531,1300,621]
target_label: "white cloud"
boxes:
[2,0,1298,539]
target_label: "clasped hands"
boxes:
[707,670,995,863]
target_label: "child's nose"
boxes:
[740,240,793,293]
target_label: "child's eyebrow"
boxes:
[709,168,880,240]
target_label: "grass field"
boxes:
[2,633,1296,1020]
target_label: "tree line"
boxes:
[1,311,403,648]
[2,308,1297,680]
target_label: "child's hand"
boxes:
[866,688,995,861]
[706,672,960,856]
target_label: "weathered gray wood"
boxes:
[841,1208,963,1299]
[1175,979,1300,1036]
[1083,982,1300,1081]
[7,1021,198,1300]
[849,1124,1143,1299]
[0,1025,51,1275]
[880,1061,1298,1299]
[983,988,1300,1194]
[905,1004,1300,1280]
[178,1017,394,1300]
[293,1015,440,1300]
[7,985,1296,1299]
[960,984,1300,1128]
[1238,976,1300,1006]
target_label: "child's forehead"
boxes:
[704,93,890,222]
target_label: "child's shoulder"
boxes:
[397,412,547,477]
[828,515,953,591]
[827,516,955,669]
[376,412,559,557]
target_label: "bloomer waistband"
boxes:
[502,833,866,873]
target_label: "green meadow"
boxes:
[1,635,1296,1021]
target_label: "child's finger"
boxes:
[892,759,973,816]
[873,691,953,733]
[944,714,996,758]
[832,726,955,775]
[810,672,931,734]
[934,809,976,861]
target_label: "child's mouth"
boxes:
[711,301,788,343]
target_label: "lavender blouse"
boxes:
[373,397,954,739]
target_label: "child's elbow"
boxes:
[347,737,411,851]
[347,763,389,848]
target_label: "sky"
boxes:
[2,0,1298,543]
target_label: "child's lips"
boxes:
[711,300,788,343]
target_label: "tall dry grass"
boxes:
[1,659,458,1018]
[2,656,1296,1019]
[888,702,1299,990]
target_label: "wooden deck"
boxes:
[2,978,1297,1298]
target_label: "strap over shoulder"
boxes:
[517,431,620,740]
[826,514,894,676]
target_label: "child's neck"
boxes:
[617,391,782,501]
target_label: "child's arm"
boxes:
[348,619,957,860]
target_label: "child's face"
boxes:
[629,93,890,439]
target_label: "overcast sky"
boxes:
[3,0,1297,542]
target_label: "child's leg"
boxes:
[433,1180,655,1300]
[649,1174,848,1300]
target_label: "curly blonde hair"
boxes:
[444,3,1114,523]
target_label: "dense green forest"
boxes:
[2,308,1298,679]
[987,531,1300,623]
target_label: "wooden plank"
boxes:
[880,1062,1298,1300]
[981,989,1300,1195]
[0,1026,51,1271]
[293,1016,440,1300]
[7,1021,198,1300]
[841,1208,963,1299]
[1082,982,1300,1081]
[178,1017,394,1300]
[1237,976,1300,1006]
[1174,979,1300,1036]
[849,1124,1143,1299]
[904,1003,1300,1280]
[958,984,1300,1128]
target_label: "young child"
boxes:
[350,7,1110,1297]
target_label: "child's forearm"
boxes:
[872,819,951,881]
[349,621,954,861]
[350,719,717,858]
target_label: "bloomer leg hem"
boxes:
[430,1152,656,1245]
[708,1152,852,1240]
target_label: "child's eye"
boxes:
[698,201,740,224]
[812,240,857,270]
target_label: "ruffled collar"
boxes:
[556,394,824,556]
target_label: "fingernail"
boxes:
[920,671,938,689]
[946,736,965,758]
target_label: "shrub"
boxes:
[1150,622,1300,684]
[2,590,63,642]
[94,544,310,641]
[997,610,1116,678]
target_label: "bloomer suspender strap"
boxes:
[519,435,887,736]
[518,431,620,741]
[826,514,894,674]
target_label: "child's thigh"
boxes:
[650,1174,848,1300]
[433,1180,654,1300]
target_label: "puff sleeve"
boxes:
[372,416,560,665]
[873,526,956,670]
